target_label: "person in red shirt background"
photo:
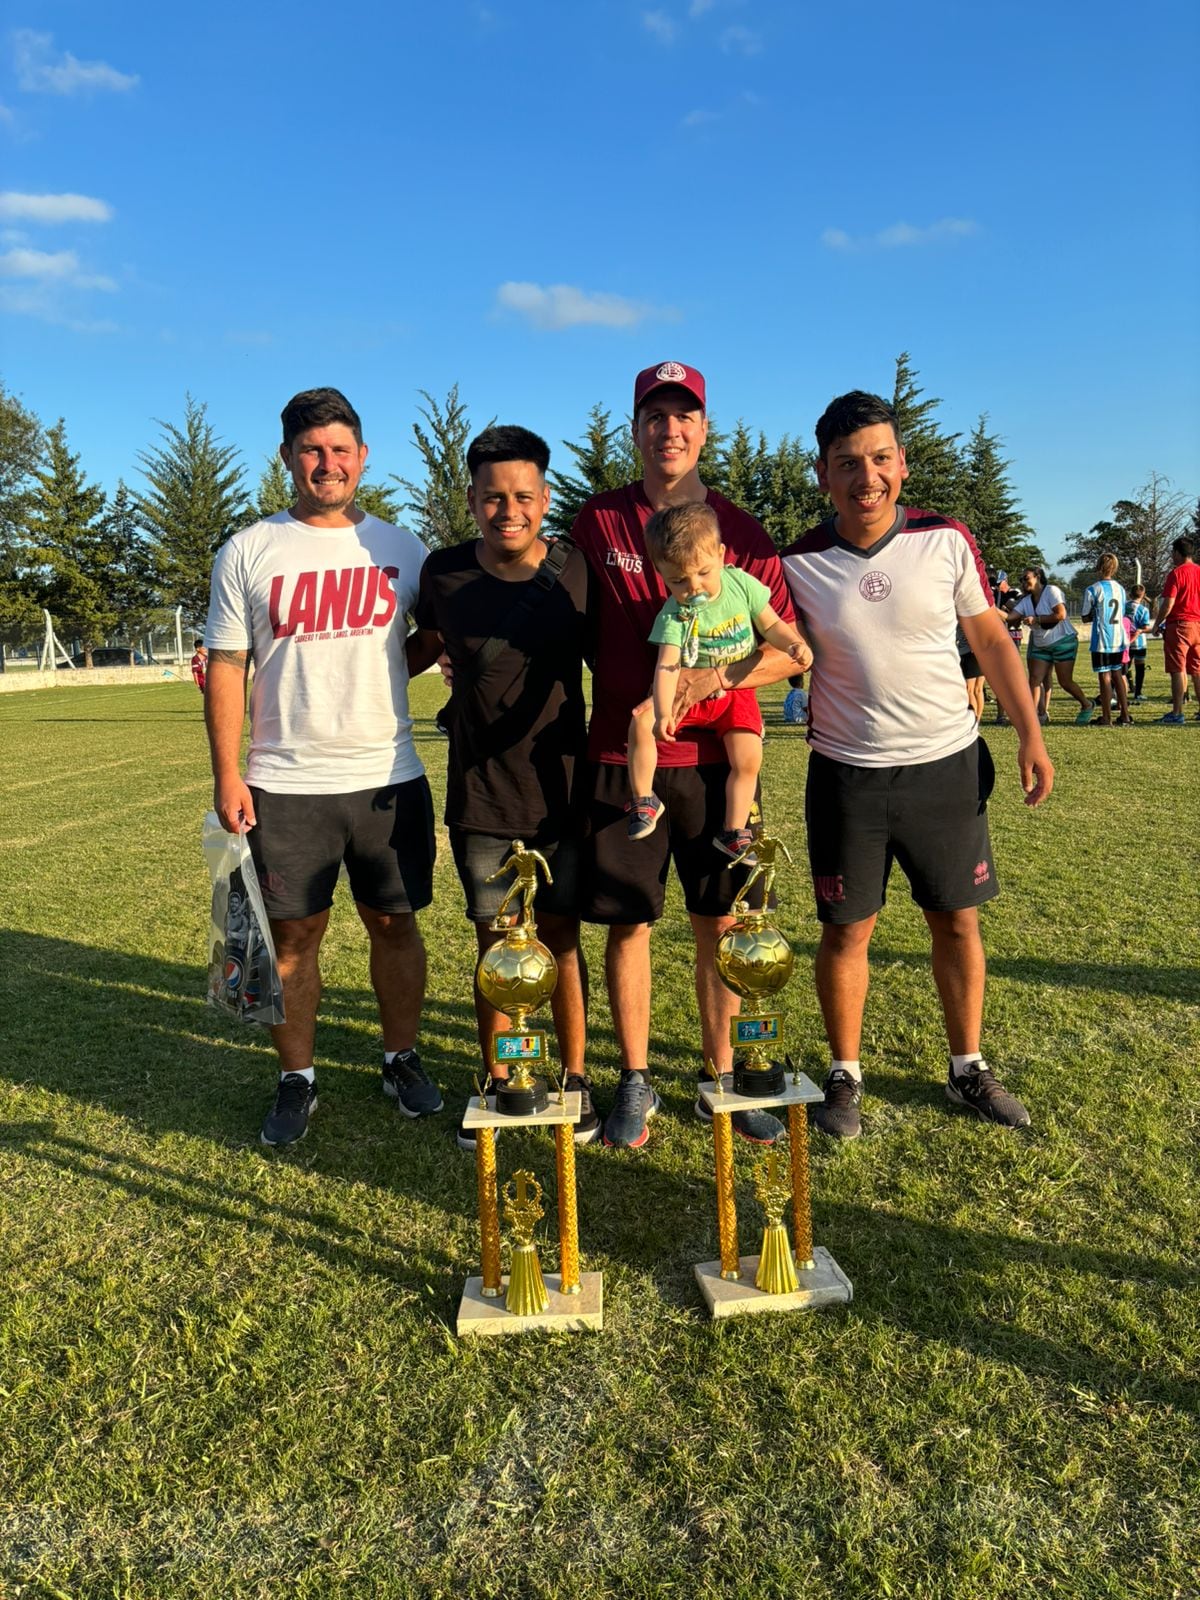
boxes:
[570,361,798,1150]
[190,644,208,692]
[1153,536,1200,723]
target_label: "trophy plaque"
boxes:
[457,841,603,1337]
[694,825,853,1319]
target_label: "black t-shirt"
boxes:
[413,539,593,837]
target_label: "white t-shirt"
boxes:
[1010,585,1074,648]
[780,508,990,767]
[206,512,427,794]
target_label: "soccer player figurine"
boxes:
[728,827,793,912]
[484,840,554,930]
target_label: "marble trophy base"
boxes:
[697,1075,824,1115]
[462,1091,581,1133]
[694,1245,852,1319]
[457,1271,604,1336]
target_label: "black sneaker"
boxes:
[456,1079,502,1152]
[382,1048,444,1117]
[564,1073,603,1145]
[261,1073,317,1146]
[810,1067,862,1139]
[945,1060,1030,1127]
[694,1073,783,1145]
[601,1069,660,1149]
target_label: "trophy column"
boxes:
[456,840,602,1337]
[693,827,853,1319]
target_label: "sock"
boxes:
[283,1066,315,1084]
[950,1052,983,1080]
[831,1059,862,1082]
[384,1048,416,1065]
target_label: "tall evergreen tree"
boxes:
[0,382,45,656]
[959,415,1042,572]
[392,386,479,550]
[255,454,291,518]
[136,396,251,621]
[546,405,637,533]
[26,418,114,663]
[104,480,158,638]
[355,478,403,524]
[891,352,964,516]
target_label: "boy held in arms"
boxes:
[626,502,812,858]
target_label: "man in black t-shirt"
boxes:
[407,426,599,1146]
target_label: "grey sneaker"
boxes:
[261,1073,317,1146]
[694,1073,783,1144]
[810,1067,862,1139]
[382,1048,444,1117]
[945,1060,1030,1127]
[601,1069,660,1149]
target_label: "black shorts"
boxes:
[449,829,582,923]
[247,778,435,921]
[1091,651,1125,673]
[804,741,998,925]
[581,761,764,925]
[959,652,981,680]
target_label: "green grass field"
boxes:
[1,674,1197,1599]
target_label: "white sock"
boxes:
[950,1052,983,1079]
[831,1059,862,1082]
[283,1066,315,1083]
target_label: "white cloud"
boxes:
[495,281,677,331]
[681,107,719,127]
[642,10,677,44]
[0,283,118,331]
[14,29,139,95]
[720,24,761,54]
[0,101,14,125]
[0,190,113,223]
[0,246,116,290]
[821,218,980,251]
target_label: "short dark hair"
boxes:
[815,391,902,459]
[643,501,721,567]
[1173,536,1195,560]
[280,388,363,448]
[467,424,550,480]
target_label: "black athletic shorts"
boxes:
[247,778,435,921]
[449,829,582,923]
[1091,651,1125,673]
[959,651,981,679]
[581,761,764,925]
[804,740,998,925]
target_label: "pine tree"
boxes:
[136,396,251,622]
[0,382,45,656]
[255,454,291,518]
[546,405,637,533]
[355,478,403,524]
[959,415,1042,572]
[104,480,158,637]
[26,418,114,663]
[392,386,479,550]
[891,352,965,517]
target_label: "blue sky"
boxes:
[2,0,1198,562]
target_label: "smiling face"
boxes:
[816,422,908,547]
[468,458,550,565]
[633,386,709,491]
[281,423,368,522]
[655,536,726,606]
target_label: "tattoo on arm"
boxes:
[209,648,250,668]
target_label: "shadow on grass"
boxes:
[869,942,1199,1004]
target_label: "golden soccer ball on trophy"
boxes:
[476,924,557,1027]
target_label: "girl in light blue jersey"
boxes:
[1081,552,1130,726]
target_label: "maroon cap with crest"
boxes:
[633,361,706,415]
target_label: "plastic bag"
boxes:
[201,811,286,1025]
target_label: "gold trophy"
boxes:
[475,840,556,1115]
[502,1170,550,1317]
[715,829,794,1096]
[456,842,604,1336]
[693,822,853,1319]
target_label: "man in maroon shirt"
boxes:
[571,362,800,1148]
[1153,536,1200,723]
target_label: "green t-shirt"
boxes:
[649,565,772,668]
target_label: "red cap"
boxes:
[633,361,706,415]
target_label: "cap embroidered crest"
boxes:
[656,362,687,382]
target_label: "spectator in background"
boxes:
[1125,585,1152,703]
[190,643,208,692]
[956,624,985,723]
[1153,537,1200,724]
[1010,567,1093,725]
[783,672,810,724]
[1081,553,1130,727]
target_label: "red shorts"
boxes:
[1164,619,1200,675]
[677,685,762,738]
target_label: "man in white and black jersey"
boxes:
[205,387,442,1147]
[781,391,1054,1139]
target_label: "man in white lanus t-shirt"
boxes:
[781,391,1054,1140]
[205,387,442,1146]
